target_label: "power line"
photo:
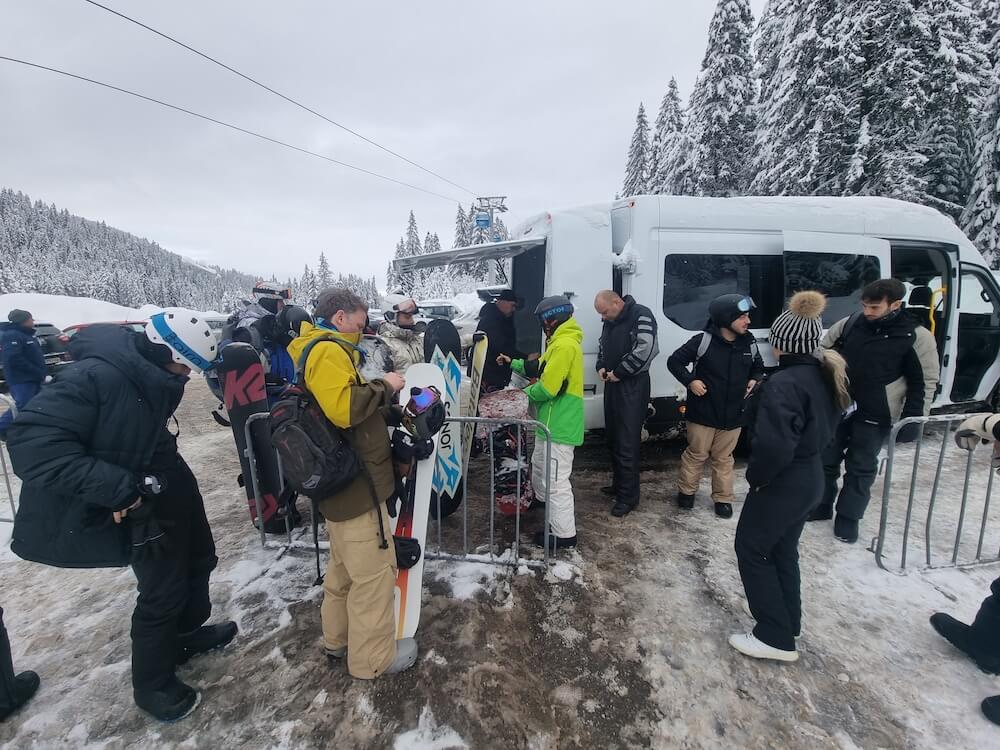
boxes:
[0,56,462,203]
[81,0,479,199]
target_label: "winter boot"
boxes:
[385,638,418,675]
[808,504,833,522]
[728,632,798,663]
[834,515,859,544]
[982,696,1000,726]
[599,486,616,497]
[532,530,577,551]
[676,492,695,510]
[176,621,238,666]
[134,676,200,722]
[0,610,39,722]
[714,502,733,519]
[325,645,347,661]
[929,613,1000,675]
[611,502,633,518]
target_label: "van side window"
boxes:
[662,254,783,330]
[783,252,881,327]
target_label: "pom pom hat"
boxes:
[768,291,827,355]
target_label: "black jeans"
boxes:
[822,415,891,520]
[130,458,218,692]
[603,372,650,508]
[735,459,822,651]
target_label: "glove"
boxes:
[895,422,921,444]
[43,375,53,384]
[955,414,1000,450]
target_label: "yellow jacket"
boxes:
[286,321,395,521]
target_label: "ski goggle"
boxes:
[405,385,441,415]
[402,385,445,440]
[737,296,756,313]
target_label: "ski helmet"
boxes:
[252,281,291,315]
[708,294,755,330]
[275,305,313,347]
[534,295,574,326]
[145,308,219,373]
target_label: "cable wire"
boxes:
[0,56,462,203]
[82,0,479,198]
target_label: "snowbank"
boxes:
[0,294,221,330]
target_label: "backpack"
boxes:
[832,311,863,350]
[694,330,760,364]
[269,336,364,500]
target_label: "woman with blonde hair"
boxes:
[730,290,850,663]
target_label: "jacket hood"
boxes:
[550,317,584,345]
[68,325,186,400]
[287,321,362,366]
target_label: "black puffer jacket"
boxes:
[476,302,523,389]
[667,324,765,430]
[7,325,187,568]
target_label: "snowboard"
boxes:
[477,388,535,516]
[424,320,464,520]
[216,342,290,533]
[461,332,489,476]
[392,363,444,640]
[358,334,394,383]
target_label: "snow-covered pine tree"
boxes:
[685,0,756,197]
[316,252,334,289]
[453,203,470,248]
[649,79,686,195]
[392,237,411,293]
[622,103,651,197]
[385,260,397,292]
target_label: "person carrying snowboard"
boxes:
[377,298,424,373]
[502,296,584,551]
[285,287,418,679]
[5,310,236,722]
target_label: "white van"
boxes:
[395,196,1000,434]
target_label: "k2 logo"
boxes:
[224,368,266,409]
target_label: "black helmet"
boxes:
[709,294,755,330]
[534,295,574,326]
[275,305,313,347]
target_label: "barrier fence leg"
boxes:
[488,426,496,564]
[925,430,951,568]
[952,448,977,565]
[514,424,522,563]
[976,453,996,561]
[899,426,925,569]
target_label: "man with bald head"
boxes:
[594,291,659,517]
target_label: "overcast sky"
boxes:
[1,0,767,285]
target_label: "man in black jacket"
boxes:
[0,309,48,441]
[595,291,660,517]
[668,294,764,518]
[7,310,236,723]
[816,279,939,544]
[476,289,524,392]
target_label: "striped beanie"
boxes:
[768,291,827,354]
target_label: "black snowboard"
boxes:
[216,342,292,534]
[424,319,464,520]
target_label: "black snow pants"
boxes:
[0,607,22,713]
[130,457,218,692]
[968,577,1000,657]
[604,371,650,508]
[821,414,890,520]
[736,456,824,651]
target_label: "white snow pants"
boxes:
[531,441,576,538]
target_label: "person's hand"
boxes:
[955,414,1000,450]
[598,368,607,381]
[496,354,512,366]
[745,379,757,398]
[383,372,405,393]
[689,379,708,397]
[606,372,621,383]
[113,497,143,524]
[527,353,541,361]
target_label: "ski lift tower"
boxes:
[474,196,509,284]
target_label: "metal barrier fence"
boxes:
[870,414,1000,573]
[1,394,18,524]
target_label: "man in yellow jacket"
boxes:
[504,296,585,551]
[286,288,416,679]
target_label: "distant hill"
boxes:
[0,188,259,312]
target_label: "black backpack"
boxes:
[270,336,364,500]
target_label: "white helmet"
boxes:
[145,308,219,373]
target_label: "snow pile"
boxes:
[0,293,147,329]
[450,293,482,317]
[393,706,467,750]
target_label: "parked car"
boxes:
[0,321,67,392]
[58,321,148,361]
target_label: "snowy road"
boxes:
[1,380,999,748]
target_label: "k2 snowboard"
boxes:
[424,319,464,520]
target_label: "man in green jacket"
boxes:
[503,296,584,550]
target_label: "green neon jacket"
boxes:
[511,317,585,446]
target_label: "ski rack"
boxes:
[429,415,556,570]
[243,412,295,548]
[0,394,18,524]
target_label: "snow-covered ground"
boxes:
[1,382,1000,747]
[0,293,221,329]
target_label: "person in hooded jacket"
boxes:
[476,289,525,392]
[667,294,764,518]
[0,309,48,441]
[377,298,425,373]
[730,291,850,663]
[5,310,236,723]
[502,296,585,551]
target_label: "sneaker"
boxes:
[982,695,1000,726]
[929,613,1000,675]
[834,515,859,544]
[676,493,695,510]
[134,677,201,722]
[325,645,347,660]
[599,486,616,497]
[611,502,633,518]
[0,670,40,721]
[728,632,798,663]
[532,530,577,551]
[808,504,833,522]
[714,502,733,519]
[385,638,418,675]
[176,621,238,665]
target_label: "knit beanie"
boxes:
[7,309,31,325]
[768,291,827,354]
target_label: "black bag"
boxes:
[270,336,363,499]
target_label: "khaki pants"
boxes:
[322,506,397,679]
[678,423,742,502]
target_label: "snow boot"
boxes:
[808,504,833,522]
[176,621,238,666]
[0,610,39,722]
[325,645,347,661]
[676,492,695,510]
[611,502,633,518]
[385,638,418,675]
[982,696,1000,726]
[728,632,798,663]
[532,530,577,551]
[600,486,616,497]
[929,613,1000,675]
[834,514,859,544]
[134,676,200,722]
[714,502,733,519]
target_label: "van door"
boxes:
[950,265,1000,403]
[781,231,890,326]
